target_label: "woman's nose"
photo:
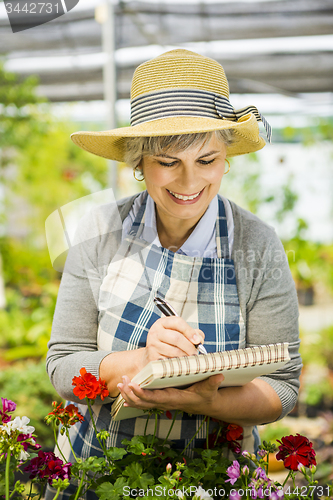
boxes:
[177,163,199,188]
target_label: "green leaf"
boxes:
[123,435,147,455]
[123,462,154,489]
[96,477,128,500]
[105,447,127,461]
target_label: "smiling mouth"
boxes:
[166,189,203,201]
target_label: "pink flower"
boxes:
[229,491,242,500]
[257,449,267,458]
[17,433,41,453]
[0,398,16,423]
[269,491,284,500]
[225,460,240,485]
[255,467,268,481]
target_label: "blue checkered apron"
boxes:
[46,193,260,500]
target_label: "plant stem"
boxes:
[65,428,78,462]
[291,471,296,489]
[144,413,151,436]
[181,417,207,455]
[213,425,222,447]
[266,453,269,474]
[151,412,158,448]
[27,482,33,500]
[206,416,210,449]
[37,484,44,500]
[282,469,292,487]
[85,397,106,454]
[73,473,85,500]
[5,451,11,500]
[52,488,61,500]
[162,411,178,445]
[53,423,67,463]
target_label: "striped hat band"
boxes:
[131,88,272,143]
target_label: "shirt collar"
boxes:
[142,193,218,256]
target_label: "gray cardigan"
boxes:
[46,194,302,420]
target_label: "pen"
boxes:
[153,296,208,355]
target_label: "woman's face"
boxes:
[141,135,228,227]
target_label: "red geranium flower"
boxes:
[46,402,84,427]
[98,379,110,401]
[226,424,243,442]
[276,434,316,471]
[72,368,109,401]
[206,420,243,455]
[24,450,71,486]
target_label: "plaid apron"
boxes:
[46,193,260,500]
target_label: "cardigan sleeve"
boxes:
[231,202,302,421]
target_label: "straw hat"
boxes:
[71,49,271,161]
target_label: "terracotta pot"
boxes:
[268,453,285,472]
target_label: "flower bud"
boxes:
[258,449,268,458]
[309,464,317,474]
[242,465,249,476]
[297,463,306,474]
[166,463,172,473]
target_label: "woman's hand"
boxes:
[141,316,205,368]
[117,373,224,414]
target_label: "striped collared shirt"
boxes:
[122,191,234,257]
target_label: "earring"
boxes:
[133,167,144,182]
[225,159,231,174]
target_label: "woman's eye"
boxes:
[199,159,215,165]
[159,161,177,167]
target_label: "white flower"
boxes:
[0,416,35,436]
[194,486,214,500]
[18,449,30,461]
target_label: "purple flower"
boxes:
[257,486,265,499]
[17,433,41,452]
[24,450,71,486]
[257,449,267,458]
[270,490,284,500]
[255,467,268,481]
[242,465,249,476]
[226,460,240,485]
[0,398,16,423]
[229,491,242,500]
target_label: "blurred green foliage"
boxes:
[0,361,63,448]
[283,220,333,291]
[0,284,58,361]
[0,61,49,156]
[259,421,292,446]
[0,62,108,447]
[299,324,333,408]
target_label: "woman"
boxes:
[46,49,301,498]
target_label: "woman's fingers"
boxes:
[147,316,205,357]
[118,376,157,409]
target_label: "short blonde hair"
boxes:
[124,130,233,171]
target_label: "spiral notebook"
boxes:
[111,343,290,421]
